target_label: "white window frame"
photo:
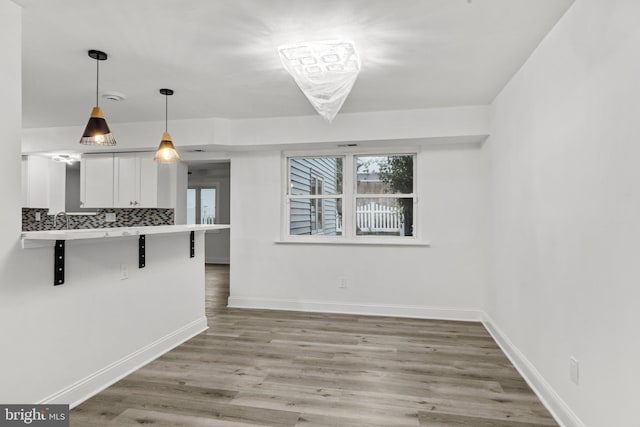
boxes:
[309,171,325,234]
[282,149,421,245]
[353,153,417,240]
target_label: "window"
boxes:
[286,153,416,240]
[288,157,343,236]
[200,188,216,224]
[355,155,414,237]
[187,187,217,225]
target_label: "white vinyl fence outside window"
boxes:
[336,202,404,234]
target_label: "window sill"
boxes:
[275,238,430,247]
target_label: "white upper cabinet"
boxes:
[138,156,159,208]
[82,152,170,209]
[80,153,114,208]
[113,153,159,208]
[21,156,29,206]
[113,154,139,207]
[22,155,66,212]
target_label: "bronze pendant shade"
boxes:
[154,88,180,163]
[80,50,116,146]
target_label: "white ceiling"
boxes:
[19,0,574,128]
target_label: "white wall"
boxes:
[175,162,188,224]
[0,2,206,405]
[229,145,488,318]
[486,0,640,425]
[0,1,22,265]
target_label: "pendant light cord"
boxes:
[96,57,100,107]
[165,94,168,133]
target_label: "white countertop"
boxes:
[22,224,230,242]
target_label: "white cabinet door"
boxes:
[22,155,66,211]
[21,156,28,206]
[113,153,158,208]
[25,155,49,208]
[113,154,139,207]
[81,154,114,208]
[138,155,158,208]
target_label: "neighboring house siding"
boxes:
[290,158,340,236]
[357,172,385,194]
[290,199,312,235]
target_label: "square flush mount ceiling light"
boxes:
[279,40,360,122]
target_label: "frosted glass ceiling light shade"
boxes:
[80,50,116,146]
[279,40,360,122]
[154,88,180,163]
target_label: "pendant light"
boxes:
[154,88,180,163]
[80,50,116,145]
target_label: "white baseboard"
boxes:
[227,296,482,322]
[482,315,585,427]
[205,257,229,264]
[39,316,208,409]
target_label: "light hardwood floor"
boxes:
[72,265,558,426]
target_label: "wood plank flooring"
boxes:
[71,265,558,426]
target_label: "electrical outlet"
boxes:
[569,356,579,385]
[35,212,41,221]
[120,264,128,280]
[105,213,116,222]
[339,277,347,289]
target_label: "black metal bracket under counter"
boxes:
[54,240,65,286]
[139,235,146,268]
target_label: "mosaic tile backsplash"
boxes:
[22,208,175,231]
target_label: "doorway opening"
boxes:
[187,161,230,265]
